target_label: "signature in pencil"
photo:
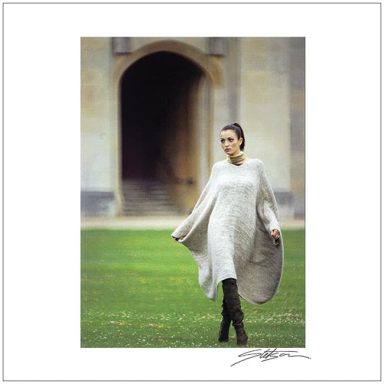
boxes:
[231,348,311,366]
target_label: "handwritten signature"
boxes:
[231,348,311,366]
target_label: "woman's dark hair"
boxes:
[221,123,245,151]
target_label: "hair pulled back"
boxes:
[221,123,245,151]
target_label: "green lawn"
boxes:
[81,228,305,348]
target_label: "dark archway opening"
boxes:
[119,51,208,215]
[120,52,203,180]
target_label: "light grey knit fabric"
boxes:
[171,159,284,305]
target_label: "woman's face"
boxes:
[220,129,243,157]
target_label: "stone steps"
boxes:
[121,179,180,216]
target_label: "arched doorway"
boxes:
[119,51,210,214]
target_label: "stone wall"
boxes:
[81,38,118,216]
[81,37,305,218]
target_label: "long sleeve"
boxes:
[257,161,280,234]
[171,163,217,241]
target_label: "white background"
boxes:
[3,2,381,381]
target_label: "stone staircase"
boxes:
[120,179,180,216]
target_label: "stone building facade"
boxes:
[81,37,305,218]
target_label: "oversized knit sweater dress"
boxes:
[171,158,284,305]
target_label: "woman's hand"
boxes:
[271,229,280,240]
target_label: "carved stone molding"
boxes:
[112,37,132,55]
[208,37,227,56]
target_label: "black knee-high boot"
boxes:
[222,278,248,346]
[218,297,231,342]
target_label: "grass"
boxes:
[81,228,305,348]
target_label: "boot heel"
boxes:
[234,323,248,346]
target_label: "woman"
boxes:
[171,123,283,346]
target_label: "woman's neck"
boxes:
[227,151,248,165]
